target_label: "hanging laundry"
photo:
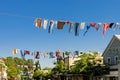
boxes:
[74,22,79,36]
[12,49,20,54]
[43,52,49,58]
[34,18,42,28]
[74,51,79,57]
[24,50,30,55]
[49,52,55,58]
[103,23,110,37]
[90,23,96,27]
[96,23,102,31]
[66,20,70,24]
[65,51,71,56]
[69,22,74,33]
[35,51,40,59]
[83,25,90,36]
[80,22,85,29]
[57,56,63,61]
[109,23,114,28]
[48,20,54,33]
[20,50,25,60]
[57,21,65,29]
[114,22,120,30]
[56,50,60,57]
[43,19,48,29]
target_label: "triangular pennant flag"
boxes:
[109,23,114,28]
[96,23,102,31]
[90,23,96,27]
[83,25,90,36]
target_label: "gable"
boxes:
[103,35,120,57]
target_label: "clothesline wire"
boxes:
[0,12,120,24]
[0,12,35,19]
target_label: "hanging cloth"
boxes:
[24,50,30,55]
[49,52,55,58]
[65,20,70,24]
[20,50,25,60]
[48,20,54,33]
[57,21,65,29]
[65,51,71,56]
[103,23,110,37]
[96,23,102,31]
[80,22,85,29]
[73,51,79,58]
[43,19,48,29]
[83,25,90,36]
[74,22,79,36]
[56,50,60,57]
[114,22,120,30]
[12,49,20,54]
[35,51,40,59]
[34,18,42,28]
[109,23,114,28]
[69,22,74,33]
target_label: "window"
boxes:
[107,57,111,65]
[114,56,118,65]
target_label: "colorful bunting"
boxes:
[24,50,30,55]
[12,49,20,54]
[34,18,42,28]
[34,18,120,37]
[35,51,40,59]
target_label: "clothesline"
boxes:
[12,49,82,60]
[0,12,35,18]
[34,18,120,37]
[0,12,119,37]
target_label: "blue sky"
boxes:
[0,0,120,68]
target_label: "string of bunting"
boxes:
[12,49,82,60]
[34,18,120,37]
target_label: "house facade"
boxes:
[103,35,120,80]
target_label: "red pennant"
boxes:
[90,23,96,27]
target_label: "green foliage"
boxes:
[71,52,110,76]
[3,56,35,79]
[33,69,42,78]
[52,60,66,74]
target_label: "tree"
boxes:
[3,57,21,79]
[71,51,109,76]
[52,60,66,74]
